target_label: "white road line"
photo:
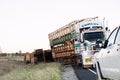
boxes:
[88,69,97,75]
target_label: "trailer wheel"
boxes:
[78,62,82,66]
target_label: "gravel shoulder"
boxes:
[62,65,79,80]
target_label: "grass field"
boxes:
[0,60,63,80]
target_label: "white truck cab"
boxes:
[95,26,120,80]
[78,19,108,68]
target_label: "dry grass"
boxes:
[0,61,62,80]
[0,61,24,76]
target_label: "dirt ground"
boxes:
[0,57,25,76]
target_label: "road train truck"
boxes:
[48,17,109,67]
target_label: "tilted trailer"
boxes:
[24,49,53,64]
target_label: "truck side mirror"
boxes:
[80,39,84,43]
[80,39,83,43]
[103,40,108,48]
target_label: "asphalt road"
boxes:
[73,65,97,80]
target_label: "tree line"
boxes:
[0,53,24,57]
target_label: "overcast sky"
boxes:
[0,0,120,53]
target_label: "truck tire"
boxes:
[78,62,82,66]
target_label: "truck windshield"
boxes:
[83,32,104,41]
